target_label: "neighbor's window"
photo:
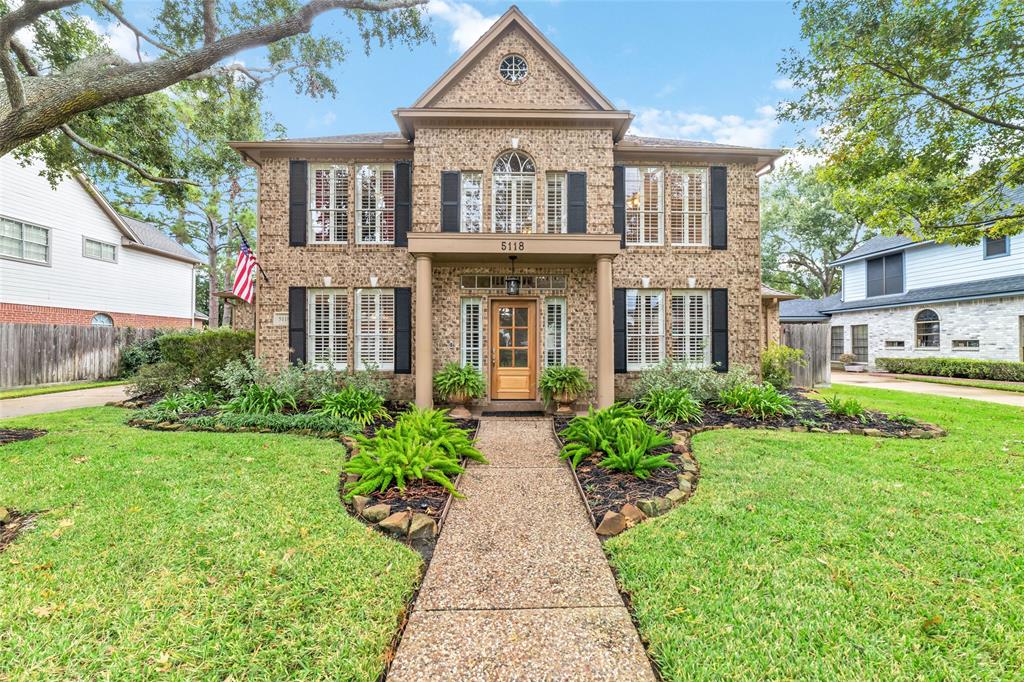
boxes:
[1,216,49,264]
[356,164,395,244]
[866,253,903,297]
[624,167,664,245]
[545,297,567,367]
[952,339,980,350]
[492,151,535,233]
[91,313,114,326]
[83,237,117,262]
[667,167,707,246]
[545,172,567,234]
[851,324,868,363]
[310,164,349,243]
[884,340,905,349]
[461,297,483,370]
[460,172,483,233]
[830,326,844,361]
[356,288,395,370]
[626,289,664,371]
[983,235,1009,259]
[308,289,348,370]
[915,309,940,348]
[669,290,710,366]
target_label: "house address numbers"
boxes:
[500,240,526,252]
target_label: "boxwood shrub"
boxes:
[158,329,255,388]
[876,356,1024,382]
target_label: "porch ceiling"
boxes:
[407,233,621,263]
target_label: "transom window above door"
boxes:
[492,151,536,234]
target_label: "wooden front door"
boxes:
[490,300,536,400]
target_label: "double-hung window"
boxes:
[460,172,483,233]
[1,216,49,264]
[830,326,844,361]
[355,289,395,370]
[310,164,349,243]
[461,297,483,370]
[866,253,903,297]
[669,290,710,366]
[356,164,395,244]
[667,167,708,246]
[492,151,536,233]
[626,289,664,370]
[545,172,567,234]
[83,237,117,262]
[307,289,348,369]
[624,167,663,245]
[544,297,567,367]
[851,324,868,363]
[983,235,1009,259]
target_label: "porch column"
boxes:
[595,255,614,408]
[414,254,433,409]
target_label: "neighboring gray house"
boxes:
[781,232,1024,368]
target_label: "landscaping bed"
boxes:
[0,508,40,553]
[0,428,46,446]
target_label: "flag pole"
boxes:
[235,224,269,283]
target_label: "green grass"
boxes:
[886,374,1024,395]
[0,380,127,400]
[606,386,1024,680]
[0,407,421,680]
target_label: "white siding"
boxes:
[841,260,866,301]
[0,156,195,319]
[906,236,1024,290]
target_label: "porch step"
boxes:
[481,400,547,415]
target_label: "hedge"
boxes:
[876,357,1024,382]
[157,328,255,388]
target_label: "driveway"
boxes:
[0,385,129,419]
[832,371,1024,408]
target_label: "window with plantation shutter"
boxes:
[670,290,710,366]
[356,165,395,244]
[545,172,567,233]
[307,289,348,369]
[356,289,395,370]
[461,172,483,233]
[624,167,663,245]
[309,165,349,243]
[461,297,482,370]
[545,297,567,367]
[667,167,708,246]
[626,289,664,370]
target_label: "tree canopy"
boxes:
[779,0,1023,243]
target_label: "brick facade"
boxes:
[0,302,196,329]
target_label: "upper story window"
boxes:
[310,165,349,243]
[499,54,528,83]
[460,172,483,233]
[356,164,395,244]
[667,167,708,246]
[83,237,117,263]
[492,151,535,234]
[983,235,1009,259]
[865,252,903,297]
[545,172,567,234]
[625,167,663,245]
[1,216,49,265]
[915,309,940,348]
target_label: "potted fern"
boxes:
[433,363,485,418]
[539,365,592,415]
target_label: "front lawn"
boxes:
[0,407,421,680]
[887,374,1024,395]
[606,386,1024,680]
[0,380,127,400]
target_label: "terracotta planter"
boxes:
[447,390,472,419]
[552,390,578,416]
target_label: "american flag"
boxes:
[231,242,258,304]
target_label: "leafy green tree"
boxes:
[779,0,1023,243]
[761,164,875,298]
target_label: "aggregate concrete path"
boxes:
[833,370,1024,408]
[387,417,656,682]
[0,385,129,419]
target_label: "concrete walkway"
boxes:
[833,370,1024,408]
[388,417,656,681]
[0,385,129,419]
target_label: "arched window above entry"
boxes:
[914,309,939,348]
[91,313,114,326]
[492,151,536,234]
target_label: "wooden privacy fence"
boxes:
[0,323,157,389]
[781,322,832,388]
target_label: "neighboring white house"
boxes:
[1,155,203,328]
[781,226,1024,368]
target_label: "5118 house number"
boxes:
[500,240,526,252]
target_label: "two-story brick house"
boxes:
[230,6,782,408]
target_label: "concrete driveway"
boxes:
[832,371,1024,408]
[0,385,129,419]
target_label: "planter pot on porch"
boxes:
[446,391,472,419]
[844,364,866,372]
[552,390,578,416]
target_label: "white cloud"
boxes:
[630,105,780,148]
[426,0,499,53]
[81,15,152,62]
[772,77,796,91]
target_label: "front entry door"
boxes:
[490,300,536,400]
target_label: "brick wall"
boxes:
[0,302,196,329]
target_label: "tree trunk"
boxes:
[207,220,219,329]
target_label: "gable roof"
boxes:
[780,294,841,322]
[411,6,616,111]
[119,214,201,264]
[830,235,919,266]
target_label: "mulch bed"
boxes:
[0,510,41,553]
[573,448,682,522]
[0,429,46,446]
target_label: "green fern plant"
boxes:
[221,384,297,415]
[432,363,486,400]
[638,387,703,425]
[597,419,674,479]
[315,386,390,427]
[538,365,592,402]
[558,403,642,467]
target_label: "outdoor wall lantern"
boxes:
[641,275,651,288]
[323,275,332,287]
[369,275,379,287]
[688,276,697,288]
[505,256,521,296]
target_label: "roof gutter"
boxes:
[821,288,1024,314]
[829,240,933,267]
[121,240,202,265]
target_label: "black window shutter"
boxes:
[866,257,884,297]
[394,161,411,247]
[394,287,412,374]
[289,160,308,246]
[440,171,461,232]
[613,287,627,373]
[288,287,306,365]
[566,172,587,233]
[710,166,727,250]
[613,165,625,247]
[711,288,729,372]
